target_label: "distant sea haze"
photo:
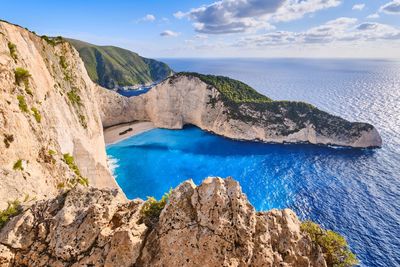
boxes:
[107,58,400,266]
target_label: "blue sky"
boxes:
[1,0,400,58]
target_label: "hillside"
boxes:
[67,39,173,89]
[98,73,382,148]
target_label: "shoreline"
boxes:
[103,121,156,145]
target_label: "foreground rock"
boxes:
[0,177,327,267]
[97,74,382,148]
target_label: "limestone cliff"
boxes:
[0,177,328,267]
[97,73,382,148]
[0,21,117,209]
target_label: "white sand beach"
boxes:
[104,121,155,145]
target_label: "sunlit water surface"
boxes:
[107,59,400,266]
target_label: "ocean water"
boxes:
[106,58,400,266]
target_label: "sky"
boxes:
[1,0,400,58]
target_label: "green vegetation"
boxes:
[66,89,82,106]
[41,35,63,46]
[3,134,14,148]
[67,38,173,89]
[78,114,87,129]
[59,55,68,69]
[48,150,56,156]
[140,190,171,227]
[0,200,22,229]
[177,72,372,137]
[8,41,17,60]
[13,159,23,171]
[31,107,41,123]
[301,221,358,267]
[17,95,28,113]
[63,153,89,186]
[14,67,31,86]
[178,72,271,103]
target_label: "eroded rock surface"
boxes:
[97,74,382,148]
[0,21,117,208]
[0,177,327,267]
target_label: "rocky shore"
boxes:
[97,74,382,148]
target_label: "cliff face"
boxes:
[97,74,382,148]
[0,177,327,267]
[0,21,117,209]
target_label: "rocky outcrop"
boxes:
[97,74,382,148]
[0,177,327,267]
[0,21,117,208]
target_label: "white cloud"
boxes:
[367,13,380,19]
[139,14,156,22]
[160,30,180,37]
[195,34,208,39]
[176,0,342,34]
[174,11,186,19]
[234,17,400,47]
[352,4,365,11]
[380,0,400,14]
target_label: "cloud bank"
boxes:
[176,0,342,34]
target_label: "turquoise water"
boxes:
[107,59,400,266]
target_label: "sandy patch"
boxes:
[104,121,155,145]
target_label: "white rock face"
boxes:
[0,21,117,209]
[97,75,382,148]
[0,177,327,267]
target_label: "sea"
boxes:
[106,58,400,266]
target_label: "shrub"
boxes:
[13,159,23,171]
[41,35,63,46]
[31,107,41,123]
[63,153,89,187]
[8,42,17,60]
[0,200,22,229]
[178,72,271,103]
[48,150,56,156]
[301,221,358,267]
[3,134,14,148]
[17,95,28,113]
[59,55,68,69]
[78,114,87,129]
[140,190,171,227]
[14,67,31,85]
[67,89,82,106]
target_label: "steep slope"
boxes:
[67,38,173,89]
[0,177,332,267]
[97,73,382,148]
[0,21,117,209]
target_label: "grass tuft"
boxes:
[13,159,23,171]
[17,95,28,113]
[0,200,22,229]
[14,67,31,86]
[8,42,17,60]
[62,153,89,187]
[31,107,41,123]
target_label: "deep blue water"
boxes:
[107,58,400,267]
[116,86,151,97]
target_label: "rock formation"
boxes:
[0,19,381,208]
[0,177,327,267]
[0,21,117,208]
[97,74,382,148]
